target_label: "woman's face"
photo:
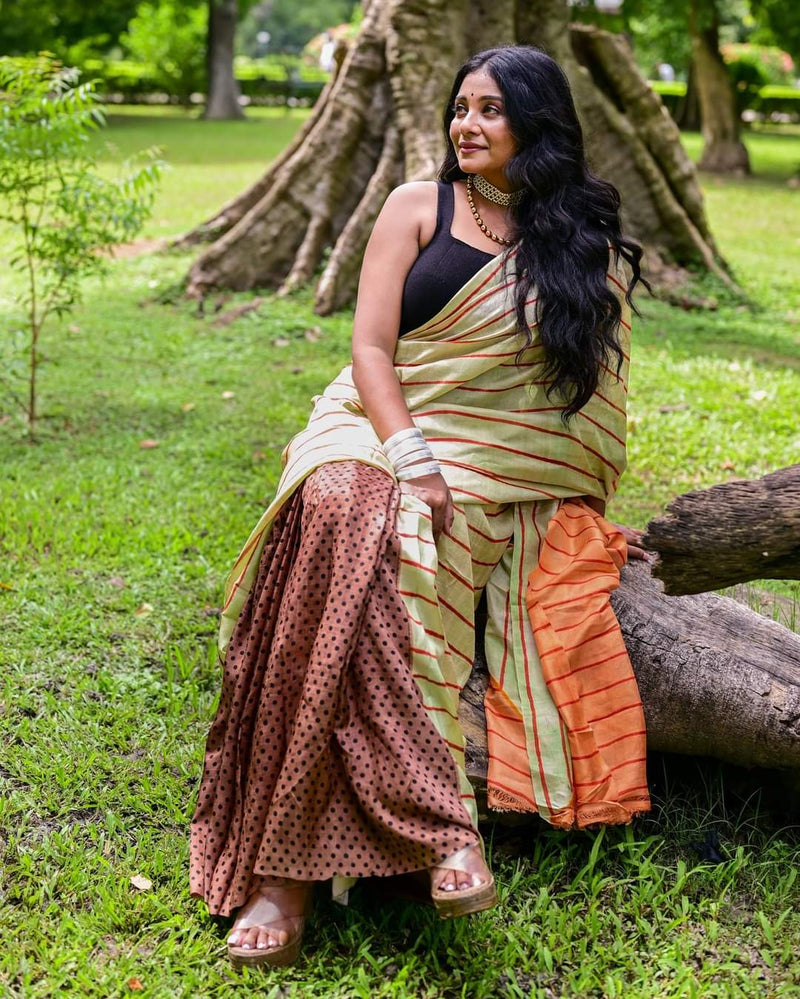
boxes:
[449,68,518,185]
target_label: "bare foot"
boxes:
[431,843,491,894]
[227,876,311,953]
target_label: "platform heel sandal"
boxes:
[430,843,498,919]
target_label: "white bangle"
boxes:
[383,427,422,455]
[396,460,442,481]
[387,439,432,465]
[393,444,435,469]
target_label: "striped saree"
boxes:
[219,249,649,834]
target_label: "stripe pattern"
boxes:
[219,249,649,829]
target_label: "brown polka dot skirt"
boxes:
[190,461,479,916]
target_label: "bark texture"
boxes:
[461,562,800,812]
[183,0,731,307]
[204,0,244,121]
[644,465,800,596]
[689,0,750,175]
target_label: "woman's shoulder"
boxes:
[379,182,441,245]
[384,180,440,213]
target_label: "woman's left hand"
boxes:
[610,522,653,562]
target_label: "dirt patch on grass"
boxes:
[108,238,168,260]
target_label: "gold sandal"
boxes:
[227,878,312,969]
[430,843,497,919]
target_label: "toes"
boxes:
[228,931,241,946]
[255,928,271,950]
[441,871,456,892]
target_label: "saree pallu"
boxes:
[210,249,649,851]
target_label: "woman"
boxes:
[190,44,651,969]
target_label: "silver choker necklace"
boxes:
[472,173,524,207]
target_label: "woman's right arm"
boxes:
[351,183,454,540]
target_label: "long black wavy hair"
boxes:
[439,45,647,419]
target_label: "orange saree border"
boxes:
[523,499,651,829]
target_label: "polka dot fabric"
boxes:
[190,461,479,916]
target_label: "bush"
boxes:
[120,1,207,102]
[0,55,162,438]
[649,79,800,123]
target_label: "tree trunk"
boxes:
[689,0,749,175]
[204,0,245,121]
[674,61,701,132]
[461,562,800,816]
[183,0,733,307]
[644,465,800,596]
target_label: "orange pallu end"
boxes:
[524,499,651,828]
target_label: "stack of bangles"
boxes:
[383,427,442,482]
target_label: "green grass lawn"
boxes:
[1,116,799,997]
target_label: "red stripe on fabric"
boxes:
[530,571,615,592]
[573,757,647,788]
[444,739,465,754]
[450,296,538,343]
[472,555,503,567]
[430,278,518,337]
[439,595,474,630]
[498,584,511,689]
[518,505,555,810]
[547,649,629,682]
[560,507,593,522]
[606,271,627,295]
[400,557,437,577]
[422,702,459,720]
[410,646,439,660]
[540,589,607,612]
[555,674,636,709]
[595,389,626,415]
[442,459,565,496]
[598,728,647,750]
[451,485,501,503]
[468,523,512,544]
[616,784,650,796]
[488,752,537,779]
[448,301,520,341]
[487,724,528,753]
[456,380,544,394]
[531,502,545,561]
[448,642,474,667]
[554,523,598,541]
[405,611,444,641]
[420,257,509,332]
[223,527,269,609]
[563,624,621,653]
[441,562,474,590]
[399,589,438,608]
[579,409,626,447]
[429,435,606,484]
[421,411,622,477]
[600,359,628,389]
[443,530,472,555]
[485,703,521,723]
[412,672,460,690]
[397,349,524,368]
[544,536,605,559]
[587,702,642,725]
[396,531,435,546]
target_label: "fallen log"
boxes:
[643,464,800,595]
[460,561,800,813]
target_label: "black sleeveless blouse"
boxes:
[398,182,499,337]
